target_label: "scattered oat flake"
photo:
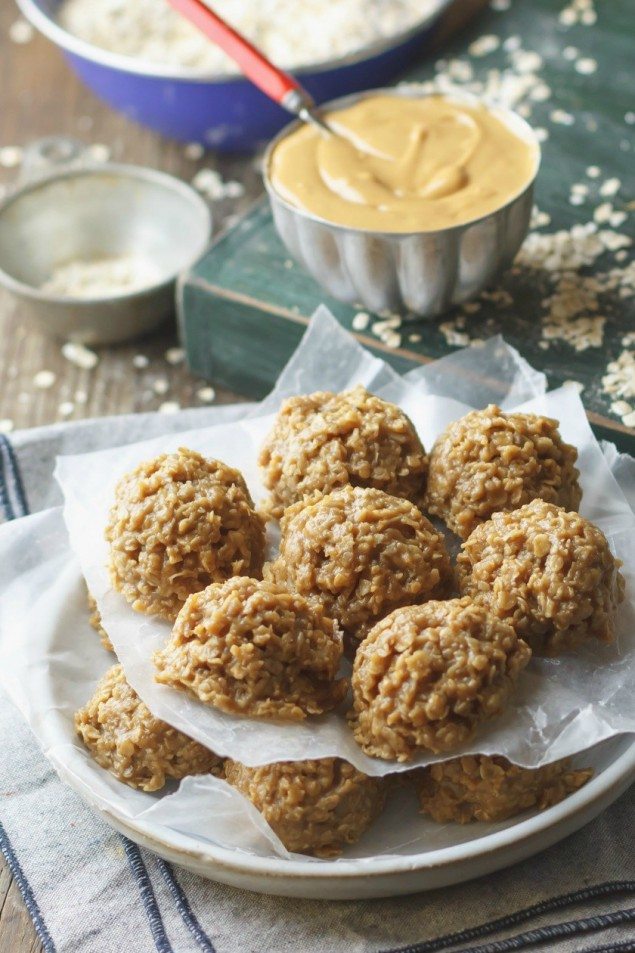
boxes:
[531,207,551,229]
[87,143,111,162]
[197,386,216,403]
[409,333,422,343]
[594,203,614,224]
[586,166,601,178]
[575,58,597,74]
[623,410,635,428]
[563,46,579,60]
[503,35,520,51]
[550,109,574,126]
[511,49,543,74]
[609,212,627,228]
[184,142,204,161]
[152,378,169,395]
[602,347,635,400]
[562,380,584,394]
[33,370,56,389]
[58,401,75,417]
[164,347,185,365]
[75,389,88,404]
[534,128,549,143]
[490,0,510,9]
[9,19,34,43]
[625,112,635,125]
[468,35,500,57]
[529,82,551,102]
[0,146,23,168]
[569,194,585,206]
[132,354,149,369]
[439,322,470,347]
[61,342,99,370]
[0,419,14,434]
[611,400,632,417]
[352,312,370,331]
[159,401,180,414]
[571,183,589,196]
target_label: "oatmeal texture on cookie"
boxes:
[87,591,113,652]
[106,448,265,622]
[458,499,625,654]
[416,754,593,823]
[349,598,531,761]
[259,385,428,517]
[75,664,223,791]
[425,405,582,539]
[154,577,347,720]
[268,485,454,646]
[224,758,386,857]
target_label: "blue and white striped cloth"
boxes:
[0,414,634,953]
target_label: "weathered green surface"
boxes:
[181,0,634,451]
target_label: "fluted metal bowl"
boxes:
[263,89,541,317]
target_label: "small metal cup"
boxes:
[0,162,212,344]
[263,89,541,318]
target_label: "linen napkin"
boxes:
[0,392,634,953]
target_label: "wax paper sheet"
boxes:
[50,306,635,779]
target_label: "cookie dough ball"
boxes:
[75,664,223,792]
[87,592,113,653]
[269,486,454,646]
[416,755,593,823]
[349,598,531,761]
[154,577,347,721]
[259,385,428,517]
[457,499,625,655]
[425,405,582,539]
[224,758,386,857]
[106,448,265,621]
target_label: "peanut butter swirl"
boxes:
[269,94,539,233]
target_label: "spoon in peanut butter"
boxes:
[166,0,336,137]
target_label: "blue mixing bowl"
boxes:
[17,0,451,152]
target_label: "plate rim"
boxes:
[53,731,635,882]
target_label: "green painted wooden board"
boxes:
[180,0,634,452]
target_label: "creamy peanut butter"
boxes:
[268,94,539,233]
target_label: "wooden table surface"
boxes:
[0,2,491,949]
